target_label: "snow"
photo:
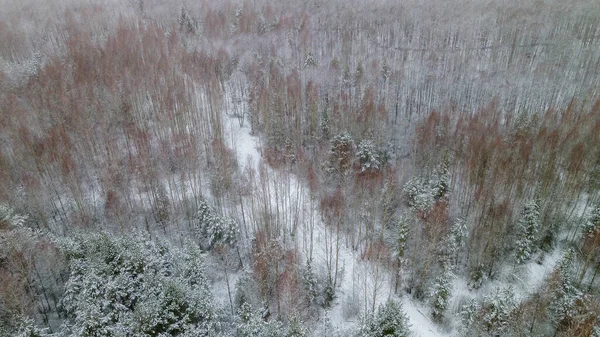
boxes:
[402,298,445,337]
[223,112,445,337]
[221,102,573,337]
[446,248,564,336]
[225,117,261,172]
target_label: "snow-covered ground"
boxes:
[220,97,591,336]
[223,114,446,336]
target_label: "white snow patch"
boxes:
[402,297,445,337]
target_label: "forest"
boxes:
[1,0,599,336]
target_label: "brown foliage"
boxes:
[320,188,345,222]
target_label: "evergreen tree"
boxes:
[319,108,331,140]
[302,260,319,306]
[582,205,600,236]
[460,288,516,336]
[195,200,239,248]
[56,232,216,336]
[321,281,335,309]
[431,263,452,322]
[303,52,317,68]
[236,302,284,337]
[356,300,411,337]
[286,315,309,337]
[15,318,49,337]
[356,139,381,172]
[434,155,450,200]
[515,200,541,264]
[394,216,410,293]
[235,271,260,311]
[403,176,435,212]
[328,133,355,176]
[549,249,581,329]
[448,217,467,265]
[0,203,28,228]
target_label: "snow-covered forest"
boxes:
[1,0,599,336]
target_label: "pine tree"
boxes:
[593,324,600,337]
[302,260,319,306]
[14,318,49,337]
[515,200,540,264]
[153,186,170,232]
[448,217,467,265]
[320,108,331,140]
[460,288,516,336]
[549,249,581,330]
[56,232,216,336]
[328,133,355,176]
[0,203,28,229]
[431,263,452,322]
[304,52,317,68]
[434,155,450,200]
[394,216,410,292]
[582,205,600,236]
[356,139,381,172]
[195,200,239,248]
[286,315,309,337]
[236,302,285,337]
[403,176,435,212]
[356,300,411,337]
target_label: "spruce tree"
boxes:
[356,300,411,337]
[582,205,600,236]
[549,249,581,330]
[515,200,540,264]
[431,263,452,322]
[356,139,381,172]
[286,315,309,337]
[302,260,319,306]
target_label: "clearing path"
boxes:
[224,116,444,336]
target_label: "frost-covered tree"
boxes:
[14,318,49,337]
[56,232,217,336]
[460,288,517,336]
[356,139,381,172]
[356,300,411,337]
[433,155,450,200]
[327,132,355,176]
[236,302,284,337]
[448,217,467,265]
[235,271,261,311]
[580,204,600,288]
[430,263,452,322]
[195,199,239,248]
[0,203,28,229]
[0,205,63,335]
[403,176,435,212]
[286,315,309,337]
[152,185,170,232]
[319,108,331,140]
[393,215,410,292]
[582,205,600,236]
[549,249,581,330]
[514,200,541,264]
[303,52,317,68]
[302,260,319,306]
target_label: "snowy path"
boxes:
[224,116,444,336]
